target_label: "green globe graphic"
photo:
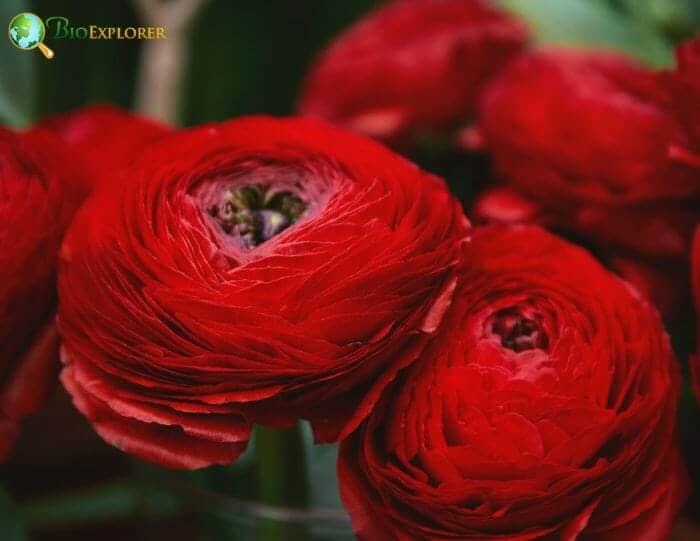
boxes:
[8,12,44,50]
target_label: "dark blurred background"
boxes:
[2,0,699,127]
[1,0,699,539]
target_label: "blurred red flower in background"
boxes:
[58,116,468,469]
[0,128,86,460]
[299,0,528,144]
[41,104,170,189]
[468,42,700,317]
[340,226,688,541]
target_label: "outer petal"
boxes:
[61,359,247,470]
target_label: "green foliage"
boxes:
[617,0,700,42]
[0,488,26,541]
[18,480,180,531]
[183,0,377,125]
[499,0,674,66]
[0,0,35,126]
[31,0,142,118]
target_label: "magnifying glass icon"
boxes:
[8,12,54,59]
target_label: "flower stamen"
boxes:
[207,184,307,248]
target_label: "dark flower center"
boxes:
[206,184,307,248]
[491,307,548,352]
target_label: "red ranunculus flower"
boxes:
[340,226,688,541]
[58,116,468,469]
[1,128,86,460]
[298,0,528,144]
[469,45,700,316]
[41,104,170,188]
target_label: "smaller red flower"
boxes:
[339,226,689,541]
[470,43,700,316]
[0,128,86,460]
[40,104,170,188]
[299,0,528,144]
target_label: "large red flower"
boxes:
[58,116,468,469]
[299,0,527,144]
[340,226,688,540]
[0,128,86,460]
[40,104,170,188]
[469,44,700,316]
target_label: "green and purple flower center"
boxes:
[491,307,548,352]
[207,184,307,248]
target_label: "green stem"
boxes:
[254,423,309,541]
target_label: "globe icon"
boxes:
[8,12,46,50]
[8,13,53,58]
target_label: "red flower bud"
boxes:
[299,0,528,143]
[472,43,700,316]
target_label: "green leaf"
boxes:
[620,0,700,43]
[0,0,35,126]
[0,488,26,541]
[499,0,674,67]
